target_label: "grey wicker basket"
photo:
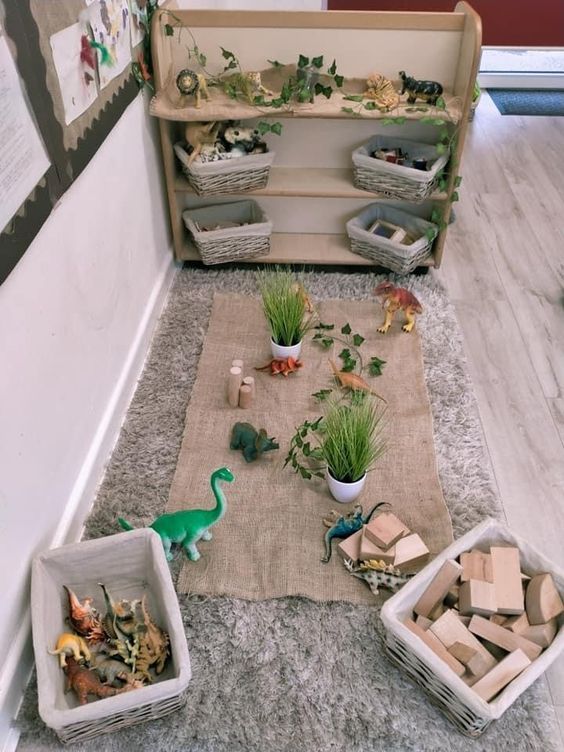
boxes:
[352,135,449,202]
[31,529,191,744]
[174,142,274,197]
[183,200,272,265]
[346,203,437,273]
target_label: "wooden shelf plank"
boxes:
[174,167,448,201]
[177,232,435,267]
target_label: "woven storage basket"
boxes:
[32,529,191,744]
[352,135,448,202]
[183,200,272,265]
[380,518,564,737]
[346,203,437,273]
[174,142,274,197]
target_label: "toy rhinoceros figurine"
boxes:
[230,422,279,463]
[399,71,443,105]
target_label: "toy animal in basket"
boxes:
[373,281,423,334]
[221,126,268,157]
[118,466,235,561]
[399,71,443,106]
[63,656,128,705]
[363,73,400,111]
[175,68,209,108]
[184,121,221,165]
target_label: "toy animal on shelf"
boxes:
[64,585,105,643]
[230,422,279,463]
[184,121,220,165]
[223,70,273,102]
[373,281,423,334]
[399,71,443,106]
[343,558,413,595]
[175,68,209,108]
[328,360,386,402]
[322,502,388,563]
[363,73,400,110]
[118,467,234,562]
[63,656,127,705]
[255,357,303,377]
[48,633,91,669]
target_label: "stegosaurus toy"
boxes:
[343,558,413,596]
[373,281,423,334]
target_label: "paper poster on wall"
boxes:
[88,0,131,89]
[50,23,99,126]
[129,0,147,48]
[0,30,50,234]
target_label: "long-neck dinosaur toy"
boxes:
[118,467,234,562]
[321,502,388,563]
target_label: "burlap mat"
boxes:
[168,293,453,604]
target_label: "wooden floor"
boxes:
[440,91,564,745]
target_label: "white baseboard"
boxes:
[0,253,177,749]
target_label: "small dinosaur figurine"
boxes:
[328,360,386,402]
[63,585,105,643]
[134,595,170,680]
[373,281,423,334]
[48,633,91,669]
[92,655,135,687]
[118,467,234,562]
[63,656,126,705]
[255,357,303,377]
[343,558,413,595]
[321,502,388,562]
[230,422,279,463]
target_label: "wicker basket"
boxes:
[174,142,274,197]
[352,135,449,202]
[380,518,564,737]
[345,203,437,273]
[183,200,272,265]
[32,529,191,744]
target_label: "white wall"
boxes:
[0,93,174,749]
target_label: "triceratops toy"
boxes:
[230,422,279,463]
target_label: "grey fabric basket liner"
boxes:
[183,200,273,241]
[352,135,448,182]
[346,203,436,262]
[174,143,275,176]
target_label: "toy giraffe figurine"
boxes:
[373,281,423,334]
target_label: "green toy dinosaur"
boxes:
[118,467,234,562]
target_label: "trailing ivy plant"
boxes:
[253,54,344,108]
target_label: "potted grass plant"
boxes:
[286,395,387,503]
[257,268,314,359]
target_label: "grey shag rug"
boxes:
[16,268,559,752]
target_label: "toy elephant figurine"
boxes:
[230,422,279,463]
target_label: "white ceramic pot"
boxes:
[270,338,302,359]
[325,468,367,504]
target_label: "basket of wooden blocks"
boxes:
[380,517,564,737]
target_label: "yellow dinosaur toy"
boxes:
[373,281,423,334]
[48,632,91,668]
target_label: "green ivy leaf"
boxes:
[433,118,446,126]
[339,348,351,360]
[352,333,365,347]
[269,98,284,108]
[341,360,356,373]
[299,467,312,480]
[334,74,344,88]
[382,118,395,125]
[451,191,460,202]
[425,227,437,242]
[436,143,447,155]
[298,54,309,68]
[344,95,364,102]
[254,95,266,106]
[431,209,441,224]
[298,88,312,103]
[368,356,387,376]
[405,107,417,112]
[341,107,360,116]
[454,175,463,188]
[363,101,378,111]
[164,23,174,36]
[317,322,335,330]
[271,122,283,135]
[421,117,436,124]
[435,96,446,110]
[311,55,324,68]
[225,84,237,99]
[312,389,332,402]
[256,121,270,135]
[220,47,235,59]
[315,83,332,99]
[328,59,337,75]
[321,338,333,349]
[439,129,449,141]
[341,323,352,335]
[394,116,406,124]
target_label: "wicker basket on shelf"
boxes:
[182,200,272,265]
[345,203,437,273]
[174,143,274,197]
[352,135,449,202]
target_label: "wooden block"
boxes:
[459,580,497,617]
[415,615,433,630]
[227,366,242,408]
[460,551,493,582]
[444,585,460,608]
[238,384,253,409]
[364,513,409,549]
[521,619,558,649]
[490,546,524,615]
[413,559,463,618]
[359,528,396,564]
[242,376,255,399]
[429,610,497,676]
[404,619,466,677]
[393,533,429,571]
[337,528,363,564]
[448,641,490,677]
[490,614,509,627]
[471,649,531,702]
[504,612,530,634]
[525,573,564,625]
[468,615,542,661]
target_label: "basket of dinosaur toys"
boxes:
[31,528,191,744]
[345,203,438,273]
[352,135,449,202]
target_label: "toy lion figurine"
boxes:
[363,73,400,111]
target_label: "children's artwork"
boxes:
[88,0,132,89]
[129,0,148,48]
[49,23,98,126]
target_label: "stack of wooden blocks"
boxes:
[337,512,430,571]
[403,545,564,702]
[227,359,255,409]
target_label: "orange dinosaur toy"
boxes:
[373,281,423,334]
[255,357,303,377]
[328,360,386,402]
[63,656,126,705]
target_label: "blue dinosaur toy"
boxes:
[321,502,388,563]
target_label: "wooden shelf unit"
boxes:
[151,3,481,270]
